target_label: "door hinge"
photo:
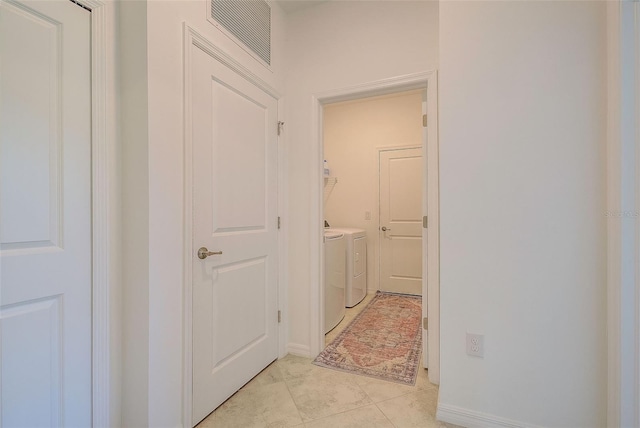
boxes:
[422,114,427,127]
[423,215,428,229]
[277,121,285,136]
[277,216,281,229]
[423,317,428,330]
[278,310,282,323]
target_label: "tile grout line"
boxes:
[373,400,399,428]
[285,369,376,424]
[279,363,310,426]
[281,355,383,425]
[300,402,383,426]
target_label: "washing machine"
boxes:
[326,228,367,307]
[324,230,346,333]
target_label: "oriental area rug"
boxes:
[313,291,422,385]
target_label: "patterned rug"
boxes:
[313,291,422,385]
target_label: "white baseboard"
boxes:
[437,403,542,428]
[286,343,311,358]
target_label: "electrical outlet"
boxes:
[365,211,371,220]
[466,333,484,358]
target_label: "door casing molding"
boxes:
[607,1,640,426]
[309,71,440,384]
[69,0,117,425]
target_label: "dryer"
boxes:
[324,231,346,333]
[326,228,367,307]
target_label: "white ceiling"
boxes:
[276,0,329,14]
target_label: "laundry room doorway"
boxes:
[323,93,423,295]
[311,72,440,383]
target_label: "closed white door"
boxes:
[190,45,279,425]
[379,148,422,295]
[0,0,92,426]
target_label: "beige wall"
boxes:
[323,90,423,293]
[285,0,438,354]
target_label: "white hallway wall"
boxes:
[119,1,287,425]
[323,91,424,294]
[438,1,607,426]
[119,0,435,424]
[119,1,149,426]
[113,1,640,426]
[285,0,438,355]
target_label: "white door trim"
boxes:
[277,96,289,360]
[310,71,440,384]
[182,22,283,428]
[66,0,115,425]
[606,2,640,426]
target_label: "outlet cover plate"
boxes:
[466,333,484,358]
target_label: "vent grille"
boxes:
[211,0,271,66]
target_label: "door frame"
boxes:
[606,1,640,426]
[61,0,116,425]
[376,145,422,295]
[310,71,440,384]
[14,0,122,425]
[181,23,285,428]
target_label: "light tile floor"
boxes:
[198,293,458,428]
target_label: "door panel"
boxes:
[210,80,266,232]
[1,297,61,426]
[379,148,422,295]
[390,237,422,279]
[389,157,422,222]
[0,1,91,425]
[211,258,267,365]
[191,44,279,425]
[0,1,61,249]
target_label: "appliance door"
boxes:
[324,235,346,333]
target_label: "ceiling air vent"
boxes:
[210,0,271,66]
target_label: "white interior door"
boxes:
[0,1,92,425]
[190,45,279,425]
[379,147,423,296]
